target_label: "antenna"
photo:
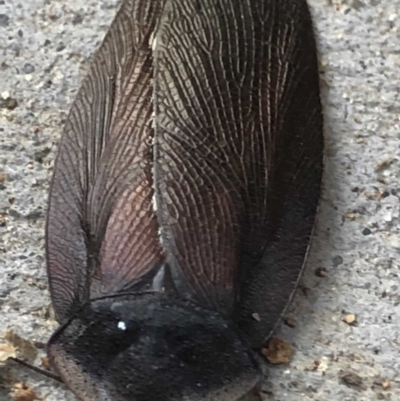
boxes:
[8,357,62,383]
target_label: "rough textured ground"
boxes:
[0,0,399,400]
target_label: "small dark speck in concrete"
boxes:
[56,43,66,52]
[0,97,18,110]
[72,13,84,25]
[23,63,35,74]
[0,14,10,27]
[351,0,365,10]
[383,315,392,324]
[340,371,365,389]
[25,210,44,221]
[362,227,372,235]
[332,255,343,267]
[33,148,51,163]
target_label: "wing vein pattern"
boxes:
[47,0,323,348]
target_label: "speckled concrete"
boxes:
[0,0,399,400]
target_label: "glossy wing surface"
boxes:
[152,0,323,332]
[46,0,164,321]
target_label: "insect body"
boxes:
[45,1,323,400]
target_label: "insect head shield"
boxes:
[48,292,262,401]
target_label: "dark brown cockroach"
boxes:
[45,0,323,400]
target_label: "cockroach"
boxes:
[45,0,324,400]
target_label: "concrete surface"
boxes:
[0,0,399,400]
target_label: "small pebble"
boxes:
[342,313,357,325]
[283,317,297,328]
[315,267,328,277]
